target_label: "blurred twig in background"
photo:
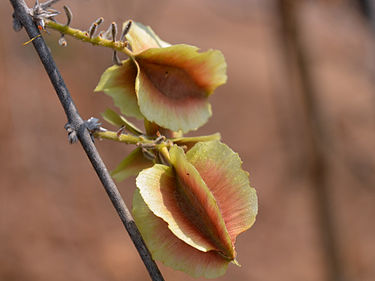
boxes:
[277,1,348,281]
[357,0,375,29]
[350,0,375,188]
[8,1,164,280]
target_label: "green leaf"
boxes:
[101,108,143,135]
[94,59,143,119]
[111,148,153,182]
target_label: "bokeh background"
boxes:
[1,0,374,281]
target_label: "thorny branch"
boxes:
[44,20,133,56]
[8,1,165,280]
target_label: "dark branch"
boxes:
[9,1,164,280]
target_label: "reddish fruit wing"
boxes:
[136,164,217,252]
[135,67,211,133]
[186,141,258,243]
[169,146,235,259]
[134,44,226,133]
[132,189,230,278]
[136,44,226,95]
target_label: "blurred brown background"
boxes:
[1,0,374,281]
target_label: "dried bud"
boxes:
[112,50,122,66]
[142,148,156,161]
[12,16,22,32]
[88,17,104,38]
[63,5,72,26]
[85,117,101,131]
[116,125,125,137]
[120,20,132,41]
[64,123,78,144]
[58,36,67,47]
[111,22,118,42]
[40,0,61,9]
[101,24,112,40]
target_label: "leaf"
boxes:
[135,44,227,133]
[111,148,153,182]
[101,108,143,135]
[94,59,143,119]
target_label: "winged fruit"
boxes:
[133,141,258,278]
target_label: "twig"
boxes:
[45,20,134,56]
[9,1,165,281]
[94,130,221,145]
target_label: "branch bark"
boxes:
[9,1,165,280]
